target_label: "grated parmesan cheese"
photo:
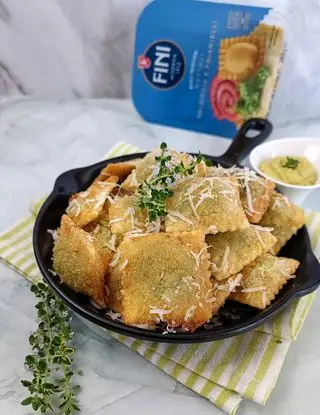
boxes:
[105,234,117,251]
[167,210,194,227]
[262,290,267,307]
[190,246,207,269]
[93,192,108,210]
[106,310,122,320]
[104,284,110,296]
[93,224,101,235]
[184,305,196,321]
[188,194,199,220]
[110,250,121,267]
[80,190,90,198]
[128,170,138,187]
[241,286,266,293]
[106,195,115,205]
[218,273,242,292]
[205,289,216,303]
[272,195,290,210]
[119,258,128,271]
[162,324,176,335]
[126,233,150,238]
[254,225,274,232]
[254,227,265,249]
[47,229,59,242]
[221,245,230,272]
[207,225,218,234]
[66,199,81,216]
[244,177,254,213]
[109,217,123,224]
[149,307,171,321]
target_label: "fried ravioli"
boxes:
[259,192,305,254]
[121,152,157,193]
[165,176,249,233]
[240,177,275,223]
[122,149,204,193]
[210,273,243,315]
[230,253,300,309]
[206,225,277,280]
[208,165,275,223]
[101,160,140,180]
[53,215,108,308]
[119,231,212,331]
[108,194,148,236]
[66,175,118,228]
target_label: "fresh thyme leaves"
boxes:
[138,142,212,221]
[282,156,299,169]
[21,282,80,414]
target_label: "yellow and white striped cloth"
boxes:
[0,142,319,414]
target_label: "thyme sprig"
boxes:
[21,282,80,414]
[138,142,211,221]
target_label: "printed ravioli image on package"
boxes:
[132,0,285,139]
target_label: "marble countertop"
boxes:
[0,97,319,415]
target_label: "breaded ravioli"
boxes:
[100,160,140,180]
[210,273,243,315]
[165,176,249,233]
[66,175,118,228]
[122,149,206,193]
[230,253,300,309]
[108,194,149,236]
[259,191,305,254]
[119,231,212,331]
[206,224,277,280]
[208,165,275,223]
[121,152,157,193]
[91,217,117,261]
[53,215,108,308]
[240,177,275,223]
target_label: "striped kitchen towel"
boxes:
[0,142,318,414]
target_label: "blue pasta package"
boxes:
[132,0,284,139]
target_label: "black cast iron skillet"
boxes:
[33,119,320,343]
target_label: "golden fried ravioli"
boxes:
[206,225,277,280]
[207,166,275,223]
[101,160,140,180]
[165,176,249,233]
[210,273,243,315]
[240,177,275,223]
[91,218,117,261]
[108,194,148,236]
[118,231,212,331]
[121,152,157,193]
[259,192,305,254]
[230,253,300,309]
[66,175,118,228]
[53,215,108,308]
[122,149,204,193]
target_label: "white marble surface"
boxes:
[0,97,319,415]
[1,0,320,124]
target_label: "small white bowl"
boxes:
[249,138,320,204]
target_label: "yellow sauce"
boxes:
[259,156,317,186]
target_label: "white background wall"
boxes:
[0,0,148,98]
[1,0,320,124]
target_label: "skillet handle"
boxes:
[219,118,273,166]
